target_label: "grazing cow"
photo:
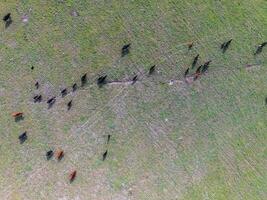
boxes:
[61,88,67,97]
[3,13,12,28]
[222,39,232,53]
[56,150,64,161]
[121,43,131,57]
[132,75,138,84]
[46,150,53,160]
[107,134,111,144]
[149,65,156,75]
[255,42,267,55]
[12,112,24,121]
[69,170,77,183]
[67,100,72,110]
[12,112,23,118]
[35,81,39,89]
[33,95,42,103]
[102,150,108,161]
[201,65,209,73]
[19,131,27,144]
[97,75,107,87]
[192,54,199,68]
[196,65,202,74]
[184,68,189,78]
[3,13,11,22]
[72,83,77,92]
[31,66,34,70]
[188,41,194,50]
[47,97,56,108]
[81,74,87,86]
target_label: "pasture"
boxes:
[0,0,266,199]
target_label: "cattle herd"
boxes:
[4,12,267,184]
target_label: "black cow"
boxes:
[47,97,56,108]
[132,75,138,84]
[107,134,111,144]
[67,100,72,110]
[46,150,53,160]
[255,42,267,55]
[3,13,12,28]
[102,150,108,161]
[72,83,77,92]
[196,65,202,74]
[19,131,27,144]
[61,88,67,97]
[33,95,42,103]
[97,75,107,87]
[222,39,232,53]
[81,74,87,86]
[31,66,34,70]
[35,81,39,89]
[3,13,11,22]
[121,43,131,57]
[192,54,199,68]
[184,68,189,78]
[149,65,156,75]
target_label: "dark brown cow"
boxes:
[69,170,77,183]
[188,41,194,50]
[102,150,108,161]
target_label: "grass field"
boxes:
[0,0,266,199]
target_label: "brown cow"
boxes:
[56,150,64,161]
[69,170,77,183]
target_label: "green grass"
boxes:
[0,0,266,199]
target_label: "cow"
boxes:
[33,95,42,103]
[222,39,232,53]
[204,60,212,67]
[184,68,189,78]
[56,150,64,161]
[3,13,12,28]
[72,83,77,92]
[192,54,199,68]
[196,65,202,74]
[81,74,87,86]
[97,75,107,87]
[69,170,77,183]
[46,150,53,160]
[121,43,131,57]
[107,134,111,144]
[47,97,56,108]
[35,81,39,89]
[19,131,27,144]
[188,41,194,50]
[67,100,72,110]
[61,88,67,97]
[12,112,24,121]
[255,42,267,55]
[102,150,108,161]
[132,75,138,84]
[3,13,11,22]
[149,65,156,75]
[31,66,34,70]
